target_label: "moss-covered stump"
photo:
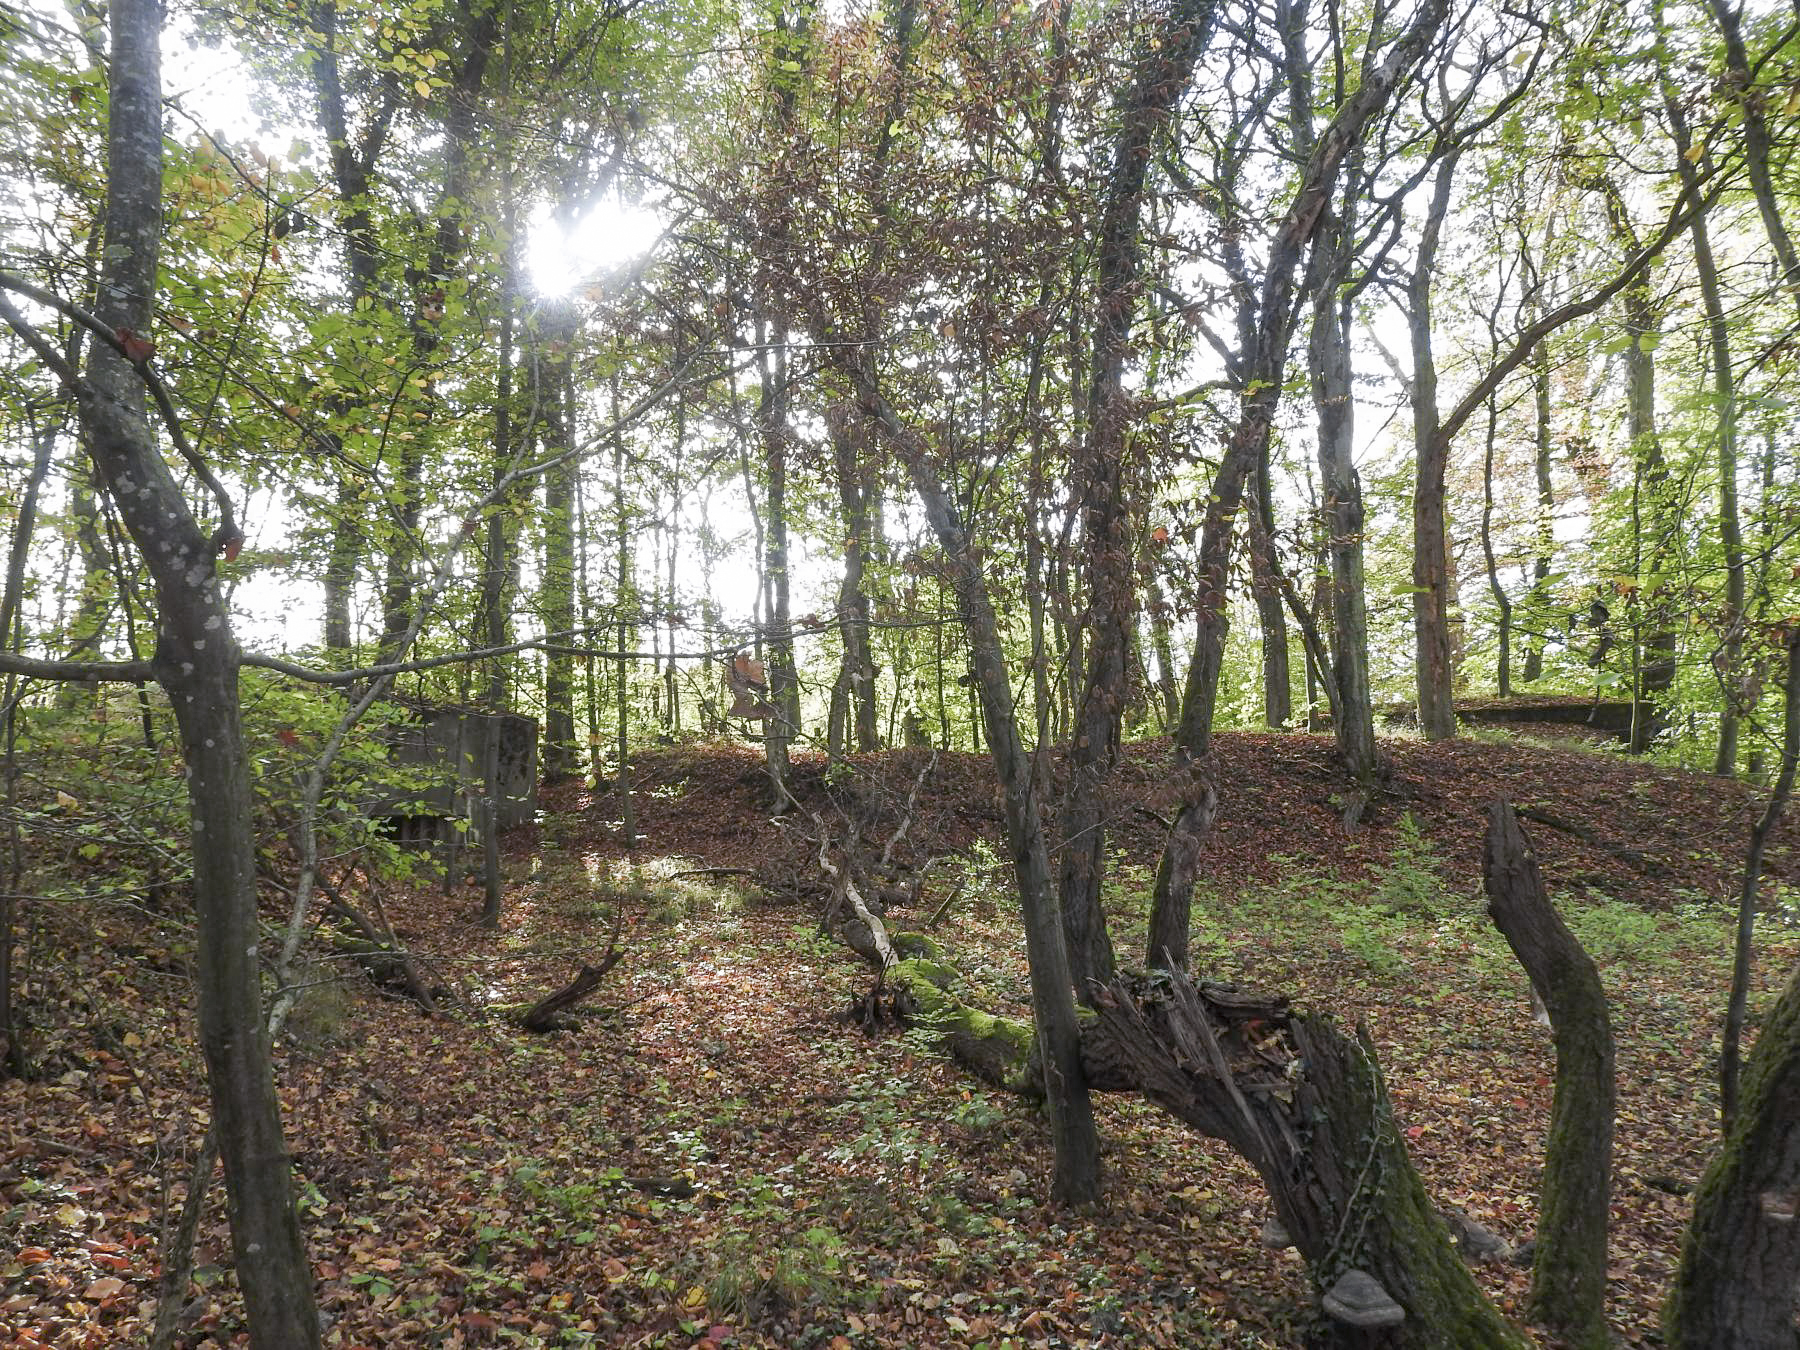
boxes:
[1665,961,1800,1347]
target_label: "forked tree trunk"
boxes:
[1149,0,1452,966]
[1483,802,1614,1350]
[1054,0,1215,996]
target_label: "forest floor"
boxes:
[4,729,1800,1349]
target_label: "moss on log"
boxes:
[1665,961,1800,1347]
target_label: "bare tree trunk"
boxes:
[380,0,498,660]
[1720,627,1800,1129]
[1521,334,1553,683]
[850,359,1102,1207]
[610,371,636,852]
[1667,888,1800,1345]
[831,407,880,752]
[539,304,579,779]
[1309,219,1378,795]
[1250,442,1291,728]
[69,1,321,1337]
[1665,98,1743,775]
[304,0,399,657]
[1408,151,1461,742]
[1484,803,1614,1349]
[1151,0,1451,964]
[1479,395,1515,698]
[1054,0,1215,995]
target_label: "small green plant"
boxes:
[700,1225,847,1319]
[1372,813,1446,917]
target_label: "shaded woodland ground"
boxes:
[3,729,1798,1348]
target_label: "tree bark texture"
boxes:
[1666,957,1800,1347]
[85,0,320,1340]
[1408,152,1460,742]
[1054,0,1216,997]
[1086,976,1526,1348]
[1309,234,1378,792]
[831,407,881,753]
[1722,627,1800,1130]
[1483,802,1615,1349]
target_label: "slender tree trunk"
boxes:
[1484,803,1614,1350]
[1250,444,1291,728]
[1147,571,1180,730]
[831,407,880,752]
[479,200,519,710]
[1309,222,1377,794]
[1720,628,1800,1130]
[1479,396,1515,698]
[1409,151,1461,742]
[305,0,397,657]
[611,372,636,852]
[757,329,797,795]
[379,0,498,659]
[1707,0,1800,310]
[1055,0,1214,995]
[1521,335,1554,683]
[79,2,320,1337]
[851,359,1101,1206]
[1666,103,1744,775]
[0,428,53,1075]
[1150,0,1451,965]
[539,304,579,778]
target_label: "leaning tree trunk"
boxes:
[77,0,320,1340]
[849,358,1102,1207]
[1483,801,1615,1350]
[1149,0,1451,966]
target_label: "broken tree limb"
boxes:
[1484,800,1614,1350]
[520,909,625,1032]
[851,927,1527,1345]
[316,874,437,1013]
[1514,803,1663,874]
